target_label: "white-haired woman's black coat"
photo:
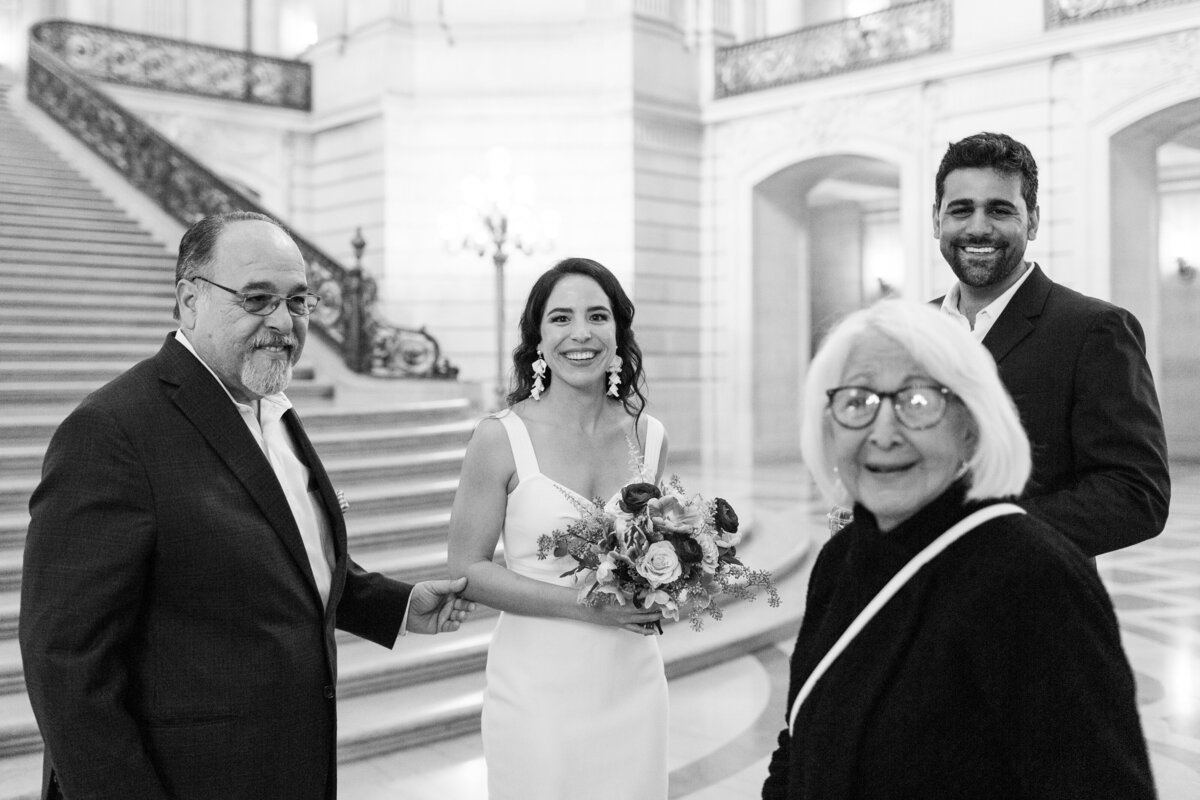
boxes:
[763,482,1154,799]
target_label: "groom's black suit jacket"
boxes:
[20,335,412,799]
[948,265,1170,556]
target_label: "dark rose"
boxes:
[713,498,739,533]
[671,535,704,565]
[620,482,662,514]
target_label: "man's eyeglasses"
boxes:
[825,384,955,431]
[193,276,321,317]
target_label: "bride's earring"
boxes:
[606,354,623,398]
[531,351,547,401]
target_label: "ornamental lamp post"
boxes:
[441,148,556,409]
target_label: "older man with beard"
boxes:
[20,211,473,800]
[932,132,1170,556]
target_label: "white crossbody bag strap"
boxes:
[788,502,1024,734]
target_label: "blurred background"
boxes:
[1,1,1198,797]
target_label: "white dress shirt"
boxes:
[939,261,1037,342]
[174,331,335,608]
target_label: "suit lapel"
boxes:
[981,264,1051,364]
[284,408,349,615]
[155,336,322,606]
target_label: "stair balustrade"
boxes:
[714,0,950,98]
[25,23,458,381]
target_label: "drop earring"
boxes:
[606,355,623,398]
[531,351,547,401]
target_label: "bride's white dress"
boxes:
[482,409,669,800]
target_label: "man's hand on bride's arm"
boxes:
[406,577,478,634]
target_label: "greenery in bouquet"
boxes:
[536,475,780,631]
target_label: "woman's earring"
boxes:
[531,351,547,401]
[607,355,623,398]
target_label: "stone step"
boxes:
[0,324,171,343]
[0,341,161,363]
[0,272,170,300]
[0,378,335,406]
[0,305,172,326]
[0,211,149,235]
[0,289,173,311]
[0,262,172,284]
[0,179,110,203]
[321,447,465,485]
[0,158,84,180]
[0,200,136,223]
[346,508,451,551]
[0,165,101,185]
[0,249,174,269]
[0,445,42,479]
[338,477,460,518]
[0,403,473,452]
[0,188,121,212]
[309,418,476,457]
[0,360,157,383]
[0,639,21,695]
[0,236,172,257]
[0,361,315,383]
[0,751,40,800]
[300,399,476,432]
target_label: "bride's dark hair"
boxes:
[507,257,647,417]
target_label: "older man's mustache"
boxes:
[252,335,297,349]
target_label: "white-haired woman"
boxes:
[762,300,1154,799]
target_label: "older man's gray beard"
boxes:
[242,356,293,397]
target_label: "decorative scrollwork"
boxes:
[714,0,951,98]
[26,36,457,380]
[32,19,310,110]
[1046,0,1197,26]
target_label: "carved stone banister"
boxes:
[1046,0,1200,27]
[714,0,951,98]
[25,32,457,380]
[31,18,310,110]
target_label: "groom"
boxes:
[20,211,473,799]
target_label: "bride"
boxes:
[448,257,670,799]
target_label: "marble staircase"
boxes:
[0,76,813,799]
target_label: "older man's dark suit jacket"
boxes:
[20,335,412,799]
[968,265,1170,556]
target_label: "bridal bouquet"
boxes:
[536,476,780,631]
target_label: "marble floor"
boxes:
[341,461,1200,799]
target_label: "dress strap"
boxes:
[641,415,664,481]
[494,409,540,483]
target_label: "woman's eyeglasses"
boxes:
[825,384,954,431]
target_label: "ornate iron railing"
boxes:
[714,0,951,98]
[26,36,457,379]
[1046,0,1199,27]
[31,19,310,110]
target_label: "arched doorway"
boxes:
[750,154,900,462]
[1111,101,1200,460]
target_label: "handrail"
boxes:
[1045,0,1198,27]
[26,29,457,380]
[31,18,310,110]
[714,0,950,98]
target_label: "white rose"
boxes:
[636,541,682,588]
[696,532,720,575]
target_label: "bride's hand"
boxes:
[583,603,664,635]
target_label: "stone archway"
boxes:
[1111,100,1200,460]
[749,154,899,462]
